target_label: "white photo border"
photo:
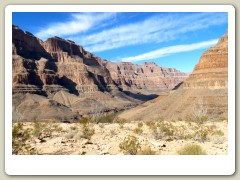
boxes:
[5,5,235,175]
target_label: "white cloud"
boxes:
[35,12,117,40]
[35,12,227,53]
[73,12,227,53]
[121,39,218,62]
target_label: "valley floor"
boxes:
[12,119,228,155]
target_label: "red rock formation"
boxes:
[184,30,228,89]
[12,25,189,122]
[104,61,188,93]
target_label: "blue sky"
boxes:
[12,12,228,72]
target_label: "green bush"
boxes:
[12,123,37,155]
[79,117,90,124]
[97,114,117,123]
[119,135,141,155]
[81,125,95,140]
[195,115,208,125]
[133,127,143,134]
[213,130,224,136]
[177,144,206,155]
[145,121,155,128]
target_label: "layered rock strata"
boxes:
[12,25,188,122]
[104,61,188,93]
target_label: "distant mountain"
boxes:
[12,25,188,122]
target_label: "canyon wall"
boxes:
[12,25,188,122]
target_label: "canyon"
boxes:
[12,25,189,122]
[12,25,228,156]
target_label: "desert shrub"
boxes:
[32,122,62,139]
[81,125,95,140]
[217,116,228,122]
[32,123,41,137]
[79,117,90,124]
[137,122,143,128]
[194,127,210,142]
[115,118,126,124]
[97,114,117,123]
[70,126,78,131]
[177,144,206,155]
[152,127,164,140]
[211,135,226,144]
[145,121,155,128]
[137,147,157,155]
[213,130,224,136]
[158,116,164,123]
[133,127,143,134]
[65,132,76,139]
[116,118,126,129]
[119,135,141,155]
[195,115,208,125]
[185,115,194,122]
[156,121,174,137]
[12,123,37,155]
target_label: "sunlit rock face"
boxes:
[104,61,189,94]
[184,30,228,89]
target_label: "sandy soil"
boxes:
[13,120,228,155]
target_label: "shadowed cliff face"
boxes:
[12,25,189,122]
[118,30,228,121]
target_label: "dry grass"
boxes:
[177,144,206,155]
[137,147,158,155]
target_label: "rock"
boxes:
[104,61,189,94]
[184,30,228,89]
[12,25,189,122]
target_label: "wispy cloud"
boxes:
[121,39,218,62]
[35,12,117,40]
[72,12,226,53]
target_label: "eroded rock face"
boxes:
[104,61,188,93]
[12,25,188,122]
[184,31,228,89]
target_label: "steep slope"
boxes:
[118,30,228,121]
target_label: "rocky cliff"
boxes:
[118,30,228,121]
[184,31,228,89]
[104,61,188,93]
[12,25,188,122]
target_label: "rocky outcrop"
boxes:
[184,31,228,89]
[118,30,228,121]
[104,61,188,93]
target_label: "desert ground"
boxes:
[12,116,228,155]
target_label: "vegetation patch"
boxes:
[12,123,37,155]
[119,135,141,155]
[137,146,157,155]
[177,144,206,155]
[133,127,143,134]
[81,125,95,140]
